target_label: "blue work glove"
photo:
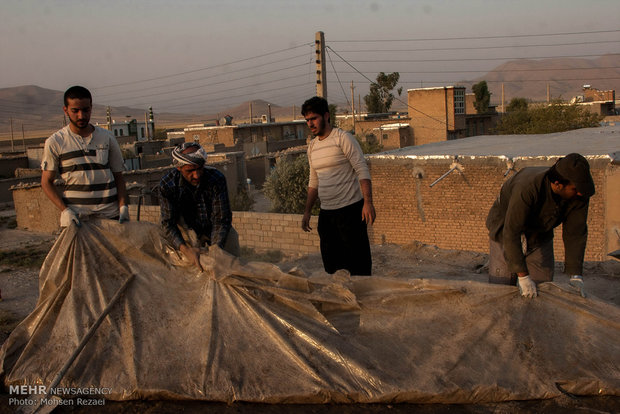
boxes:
[569,275,586,298]
[517,275,537,298]
[119,205,130,223]
[60,207,81,228]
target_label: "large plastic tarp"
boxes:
[1,220,619,404]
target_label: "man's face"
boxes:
[63,98,92,130]
[178,164,203,186]
[304,112,329,137]
[552,182,581,200]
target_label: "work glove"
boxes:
[119,205,130,223]
[60,207,81,228]
[569,275,586,298]
[517,275,537,298]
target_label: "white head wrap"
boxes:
[172,142,207,167]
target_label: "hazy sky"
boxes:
[2,0,618,113]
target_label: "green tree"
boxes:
[472,81,491,113]
[229,186,255,211]
[494,99,602,135]
[364,72,403,113]
[263,155,318,214]
[506,97,529,112]
[356,134,384,154]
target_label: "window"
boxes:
[114,129,118,137]
[454,88,465,115]
[141,127,145,137]
[119,129,124,136]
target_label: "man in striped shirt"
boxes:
[301,96,376,276]
[41,86,128,227]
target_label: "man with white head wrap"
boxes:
[159,142,239,270]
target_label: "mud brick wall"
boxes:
[129,206,320,255]
[367,156,611,262]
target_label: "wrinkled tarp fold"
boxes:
[1,220,619,403]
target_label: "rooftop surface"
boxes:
[372,125,620,161]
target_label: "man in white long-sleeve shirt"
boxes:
[301,96,376,275]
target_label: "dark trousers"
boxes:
[317,199,372,276]
[488,238,554,285]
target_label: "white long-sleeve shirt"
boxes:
[307,128,371,210]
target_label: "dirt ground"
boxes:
[0,205,619,413]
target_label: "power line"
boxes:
[335,40,620,53]
[93,43,314,89]
[341,53,620,63]
[95,52,311,99]
[325,45,447,127]
[329,29,620,43]
[326,48,350,107]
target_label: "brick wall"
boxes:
[10,155,617,262]
[127,205,320,255]
[367,156,613,262]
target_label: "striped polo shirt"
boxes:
[307,128,371,210]
[41,125,125,218]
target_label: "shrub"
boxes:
[263,155,318,214]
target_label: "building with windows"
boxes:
[407,86,467,146]
[184,120,309,156]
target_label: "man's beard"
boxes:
[71,118,89,129]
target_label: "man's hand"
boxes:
[60,207,81,228]
[517,275,537,298]
[361,201,376,225]
[179,243,204,271]
[119,205,130,223]
[301,212,312,232]
[569,275,586,298]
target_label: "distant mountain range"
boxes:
[1,54,618,140]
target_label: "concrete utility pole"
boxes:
[315,31,327,99]
[148,106,154,138]
[106,106,112,130]
[144,112,149,140]
[9,117,14,151]
[501,83,505,113]
[351,81,356,131]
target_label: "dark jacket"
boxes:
[486,167,589,275]
[158,166,232,249]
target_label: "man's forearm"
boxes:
[41,171,67,212]
[113,172,128,207]
[304,187,319,215]
[360,179,373,203]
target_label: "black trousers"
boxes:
[317,199,372,276]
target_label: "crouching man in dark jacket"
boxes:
[486,153,595,298]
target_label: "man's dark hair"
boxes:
[301,96,329,117]
[547,164,571,186]
[64,86,92,106]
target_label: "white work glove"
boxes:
[517,275,537,298]
[60,207,81,228]
[569,275,586,298]
[119,205,130,223]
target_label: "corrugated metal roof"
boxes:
[370,125,620,162]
